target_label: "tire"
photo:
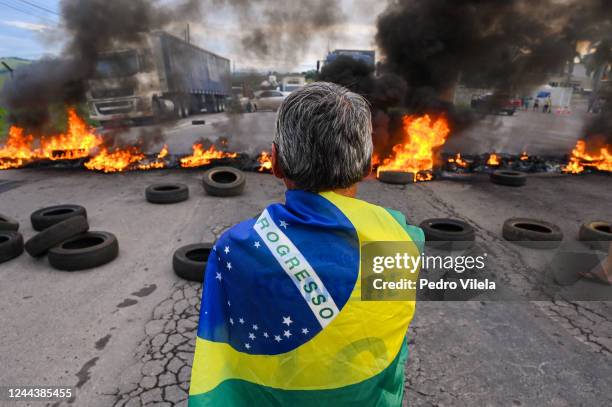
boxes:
[0,214,19,231]
[145,183,189,204]
[48,231,119,271]
[502,218,563,249]
[202,167,246,197]
[490,170,527,186]
[578,221,612,251]
[25,216,89,257]
[31,204,87,231]
[419,218,475,250]
[378,171,415,185]
[0,231,24,263]
[173,243,212,282]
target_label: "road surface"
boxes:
[0,168,610,406]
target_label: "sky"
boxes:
[0,0,386,71]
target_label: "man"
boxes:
[189,82,423,406]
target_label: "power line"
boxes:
[14,0,60,16]
[0,0,58,25]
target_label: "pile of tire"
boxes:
[0,204,119,271]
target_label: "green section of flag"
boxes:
[385,208,425,253]
[188,342,408,407]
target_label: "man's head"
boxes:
[272,82,373,192]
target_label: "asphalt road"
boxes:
[0,168,610,406]
[0,104,610,406]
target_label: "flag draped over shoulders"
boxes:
[189,190,423,406]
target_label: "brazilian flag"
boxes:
[189,190,423,406]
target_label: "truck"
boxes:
[87,31,231,126]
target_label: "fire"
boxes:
[448,153,468,168]
[0,108,104,169]
[84,146,145,173]
[376,114,450,182]
[520,152,529,161]
[563,140,612,174]
[257,151,272,172]
[137,145,169,170]
[180,144,238,168]
[487,153,500,166]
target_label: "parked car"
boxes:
[247,90,286,112]
[470,93,517,115]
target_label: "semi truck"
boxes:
[87,31,231,126]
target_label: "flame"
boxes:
[447,153,468,168]
[180,144,238,168]
[84,146,145,173]
[257,151,272,172]
[0,108,105,169]
[376,114,450,182]
[137,145,169,170]
[487,153,500,166]
[520,152,529,161]
[563,140,612,174]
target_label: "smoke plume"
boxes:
[1,0,202,131]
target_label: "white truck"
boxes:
[87,31,231,126]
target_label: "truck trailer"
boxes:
[87,31,231,126]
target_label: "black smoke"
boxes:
[1,0,201,132]
[219,0,344,64]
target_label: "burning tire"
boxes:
[378,171,414,185]
[578,221,612,251]
[145,183,189,204]
[419,218,475,250]
[48,231,119,271]
[0,214,19,231]
[30,204,87,231]
[173,243,213,282]
[25,216,89,258]
[490,170,527,186]
[202,167,246,197]
[0,231,24,264]
[502,218,563,249]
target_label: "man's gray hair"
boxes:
[274,82,373,192]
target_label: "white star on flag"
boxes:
[245,343,251,349]
[227,301,231,306]
[254,241,261,248]
[284,330,292,338]
[249,333,256,340]
[252,324,258,330]
[282,316,293,326]
[226,262,232,270]
[215,272,222,281]
[279,220,288,229]
[213,245,216,251]
[239,318,245,324]
[263,332,269,338]
[274,335,282,342]
[229,318,234,325]
[224,246,230,254]
[302,328,309,334]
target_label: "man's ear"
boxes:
[271,143,285,180]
